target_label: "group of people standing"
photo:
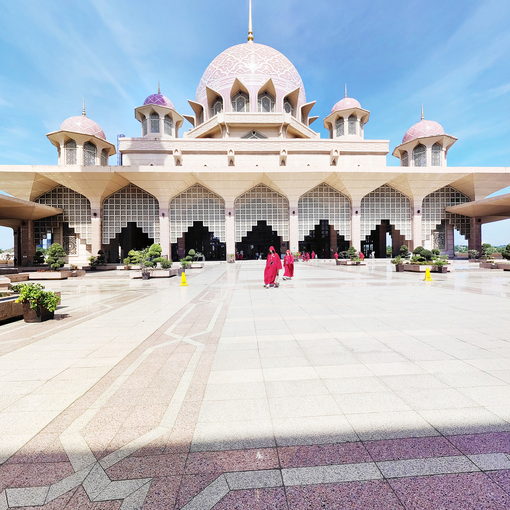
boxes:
[263,247,294,288]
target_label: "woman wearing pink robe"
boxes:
[311,250,316,259]
[264,246,282,287]
[283,250,294,280]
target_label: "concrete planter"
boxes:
[130,268,180,279]
[394,264,405,272]
[336,259,366,266]
[28,271,68,280]
[190,263,204,269]
[431,265,449,273]
[6,274,29,283]
[479,262,499,269]
[0,297,23,321]
[496,263,510,270]
[404,264,427,272]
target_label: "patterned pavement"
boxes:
[0,260,509,509]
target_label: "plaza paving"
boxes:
[0,260,509,509]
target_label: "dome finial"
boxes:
[420,104,424,120]
[344,84,348,98]
[157,81,161,95]
[248,0,254,42]
[82,98,86,116]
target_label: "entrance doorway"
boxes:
[236,220,284,259]
[172,221,225,261]
[299,220,349,258]
[361,220,407,258]
[106,222,153,263]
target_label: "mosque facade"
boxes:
[1,12,509,265]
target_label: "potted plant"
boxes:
[391,255,405,272]
[432,259,448,273]
[123,257,131,270]
[12,283,60,323]
[33,249,45,265]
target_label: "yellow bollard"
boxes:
[180,271,188,286]
[424,267,433,282]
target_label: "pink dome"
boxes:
[143,93,174,109]
[402,119,445,144]
[60,115,106,140]
[331,97,361,113]
[196,42,306,108]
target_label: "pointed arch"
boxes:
[102,184,159,245]
[234,184,289,242]
[258,79,276,113]
[170,184,225,243]
[35,185,92,253]
[360,184,412,240]
[231,79,250,112]
[298,183,351,242]
[422,186,470,242]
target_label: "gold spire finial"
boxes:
[158,81,161,94]
[248,0,254,42]
[344,84,348,98]
[82,98,86,116]
[420,104,424,120]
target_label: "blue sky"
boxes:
[0,0,508,247]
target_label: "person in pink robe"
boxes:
[264,246,282,287]
[311,250,316,259]
[333,251,339,260]
[283,249,294,280]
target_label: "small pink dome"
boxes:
[196,42,306,108]
[60,115,106,140]
[402,119,445,144]
[143,93,174,109]
[331,97,361,113]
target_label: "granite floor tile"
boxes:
[211,487,289,510]
[286,479,404,509]
[389,472,510,510]
[447,432,510,454]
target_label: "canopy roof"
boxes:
[447,192,510,224]
[0,194,62,228]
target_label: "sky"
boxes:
[0,0,508,248]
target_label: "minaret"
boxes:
[248,0,254,42]
[421,104,424,120]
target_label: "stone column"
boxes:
[225,206,236,260]
[77,143,84,165]
[19,220,35,266]
[289,204,299,253]
[411,200,423,251]
[90,207,102,256]
[468,217,482,252]
[159,207,170,258]
[350,203,361,251]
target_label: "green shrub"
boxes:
[413,246,425,255]
[347,246,357,260]
[399,245,410,258]
[33,249,45,265]
[147,244,162,259]
[127,249,142,264]
[180,258,191,269]
[391,255,403,265]
[12,283,60,312]
[502,244,510,260]
[160,258,172,269]
[431,248,440,256]
[468,249,479,259]
[123,257,131,266]
[420,249,433,261]
[46,243,66,270]
[481,243,495,259]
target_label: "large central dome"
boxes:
[196,42,306,107]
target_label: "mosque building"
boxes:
[1,2,509,266]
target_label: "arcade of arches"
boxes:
[18,182,480,265]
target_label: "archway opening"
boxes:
[431,219,468,257]
[236,220,285,260]
[172,221,225,261]
[106,222,153,263]
[299,220,349,258]
[362,220,407,258]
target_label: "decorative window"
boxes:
[348,114,357,135]
[170,184,225,243]
[413,143,427,167]
[100,148,109,166]
[232,92,249,112]
[335,117,344,137]
[83,141,96,166]
[242,130,267,139]
[212,98,223,116]
[102,184,159,245]
[401,151,408,167]
[64,140,76,165]
[422,186,470,242]
[141,115,147,136]
[283,99,294,115]
[164,115,173,136]
[35,186,92,246]
[235,184,289,242]
[150,112,159,133]
[258,92,275,113]
[360,184,412,241]
[298,183,351,242]
[431,142,442,166]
